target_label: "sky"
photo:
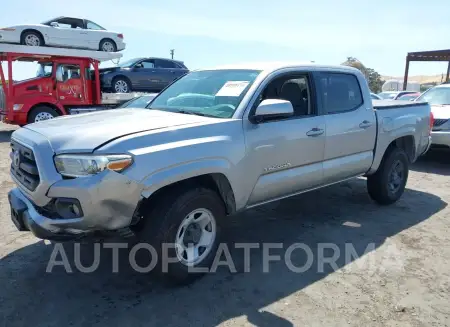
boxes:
[2,0,450,81]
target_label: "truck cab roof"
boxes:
[198,62,361,75]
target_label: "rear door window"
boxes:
[316,73,363,114]
[155,59,177,69]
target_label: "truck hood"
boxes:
[431,105,450,119]
[23,109,217,154]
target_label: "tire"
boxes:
[21,31,44,47]
[99,39,117,52]
[134,187,226,285]
[367,146,409,205]
[112,77,132,93]
[28,106,59,124]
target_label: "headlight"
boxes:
[13,104,23,111]
[54,154,133,177]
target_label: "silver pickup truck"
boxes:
[8,62,432,284]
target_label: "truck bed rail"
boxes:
[373,100,428,110]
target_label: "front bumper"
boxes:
[9,169,144,241]
[431,131,450,148]
[100,76,113,89]
[0,111,27,125]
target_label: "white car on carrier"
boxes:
[0,16,125,52]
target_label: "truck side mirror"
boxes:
[250,99,294,123]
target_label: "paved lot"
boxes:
[0,122,449,327]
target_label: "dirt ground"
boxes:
[0,122,449,327]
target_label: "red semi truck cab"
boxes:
[0,44,122,125]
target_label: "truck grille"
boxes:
[433,119,448,127]
[10,140,40,191]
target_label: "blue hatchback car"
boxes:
[100,57,189,93]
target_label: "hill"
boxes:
[381,74,444,84]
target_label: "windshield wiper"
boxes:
[174,110,214,117]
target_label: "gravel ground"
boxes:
[0,122,449,327]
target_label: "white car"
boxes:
[415,84,450,149]
[0,16,125,52]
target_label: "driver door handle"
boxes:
[359,120,373,129]
[306,128,324,137]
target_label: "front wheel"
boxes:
[134,187,225,285]
[112,77,131,93]
[21,31,44,47]
[367,146,409,205]
[28,106,59,124]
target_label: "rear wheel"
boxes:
[99,39,117,52]
[134,187,225,285]
[28,106,59,124]
[367,146,409,205]
[21,31,44,47]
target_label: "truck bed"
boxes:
[372,100,427,110]
[368,100,431,175]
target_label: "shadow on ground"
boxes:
[0,177,446,326]
[412,148,450,176]
[0,130,13,143]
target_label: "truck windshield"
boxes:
[36,63,53,77]
[416,87,450,105]
[147,69,261,118]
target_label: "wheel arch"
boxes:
[139,172,236,217]
[27,102,66,122]
[21,29,45,43]
[368,134,416,175]
[392,135,415,163]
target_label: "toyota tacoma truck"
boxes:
[8,62,432,284]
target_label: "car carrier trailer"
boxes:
[0,44,143,125]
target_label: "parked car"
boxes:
[370,93,382,100]
[397,93,420,101]
[415,84,450,148]
[117,94,158,108]
[0,16,125,52]
[377,91,417,100]
[100,57,189,93]
[8,62,432,284]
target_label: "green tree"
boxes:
[342,57,384,93]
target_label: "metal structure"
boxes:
[403,49,450,90]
